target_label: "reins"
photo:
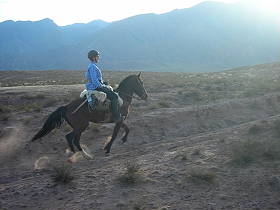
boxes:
[117,90,142,100]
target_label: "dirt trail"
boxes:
[1,82,280,210]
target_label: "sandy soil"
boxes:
[1,65,280,210]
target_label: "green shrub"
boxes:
[274,120,280,137]
[157,100,170,108]
[231,140,263,165]
[186,168,216,184]
[117,162,143,185]
[20,94,46,100]
[21,103,42,112]
[43,98,58,107]
[248,125,262,135]
[0,105,12,113]
[52,163,74,184]
[231,139,280,166]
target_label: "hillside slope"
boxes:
[0,1,279,71]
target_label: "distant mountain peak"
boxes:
[37,18,57,25]
[0,1,278,71]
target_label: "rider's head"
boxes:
[88,50,100,63]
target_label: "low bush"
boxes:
[52,163,74,184]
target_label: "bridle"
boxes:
[118,90,143,100]
[117,77,147,100]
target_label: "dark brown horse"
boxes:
[31,73,147,155]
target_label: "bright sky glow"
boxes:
[0,0,237,26]
[253,0,280,16]
[0,0,279,26]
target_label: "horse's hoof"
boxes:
[82,151,94,160]
[121,138,127,144]
[103,144,109,150]
[81,145,93,160]
[105,149,111,154]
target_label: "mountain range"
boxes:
[0,1,279,71]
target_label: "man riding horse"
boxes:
[31,50,148,155]
[86,50,122,122]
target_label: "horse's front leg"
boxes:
[104,122,122,153]
[121,122,129,143]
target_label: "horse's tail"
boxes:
[31,106,67,142]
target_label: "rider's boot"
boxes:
[86,91,96,110]
[111,99,122,123]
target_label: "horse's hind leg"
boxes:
[65,132,75,153]
[72,121,89,152]
[121,123,129,143]
[73,132,83,151]
[104,122,122,154]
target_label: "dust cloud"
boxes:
[0,126,23,159]
[34,156,50,170]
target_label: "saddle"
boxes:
[80,89,123,111]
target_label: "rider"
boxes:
[85,50,122,122]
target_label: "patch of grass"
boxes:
[0,113,9,122]
[186,168,216,184]
[0,105,12,113]
[157,100,170,108]
[52,163,74,184]
[248,125,262,135]
[133,203,145,210]
[146,104,160,110]
[117,161,143,185]
[43,98,58,107]
[231,138,280,166]
[262,140,280,161]
[274,120,280,137]
[20,94,46,100]
[181,89,203,103]
[23,117,33,124]
[180,154,188,161]
[21,103,43,112]
[231,140,263,166]
[192,148,201,156]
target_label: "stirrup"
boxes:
[114,115,124,123]
[88,102,96,112]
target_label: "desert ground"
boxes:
[1,63,280,210]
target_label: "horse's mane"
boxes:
[115,75,135,91]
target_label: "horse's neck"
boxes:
[116,87,133,105]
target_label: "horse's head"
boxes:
[133,72,148,100]
[117,72,148,100]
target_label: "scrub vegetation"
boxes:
[1,62,280,210]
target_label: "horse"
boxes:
[31,73,148,156]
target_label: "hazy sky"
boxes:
[0,0,279,26]
[0,0,238,26]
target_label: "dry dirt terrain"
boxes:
[1,63,280,210]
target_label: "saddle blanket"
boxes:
[80,89,123,107]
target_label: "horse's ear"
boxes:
[138,72,142,78]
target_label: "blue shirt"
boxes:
[85,62,104,90]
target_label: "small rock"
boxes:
[269,176,280,191]
[219,194,233,200]
[116,202,126,208]
[31,192,38,197]
[207,203,216,210]
[157,205,170,210]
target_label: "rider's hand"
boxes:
[102,85,113,91]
